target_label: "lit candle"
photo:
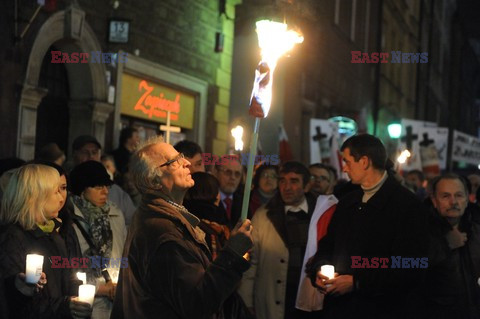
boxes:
[320,265,335,280]
[78,284,95,306]
[77,272,86,285]
[109,269,119,284]
[25,254,44,284]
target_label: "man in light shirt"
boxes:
[239,161,317,319]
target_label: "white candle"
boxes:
[320,265,335,280]
[25,254,44,284]
[77,272,86,285]
[78,284,95,306]
[109,269,119,284]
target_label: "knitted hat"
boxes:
[72,135,102,151]
[69,161,113,196]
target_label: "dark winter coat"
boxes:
[111,195,250,319]
[306,176,429,319]
[417,205,480,319]
[0,222,79,319]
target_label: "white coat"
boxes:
[238,205,289,319]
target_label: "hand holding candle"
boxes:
[25,254,44,284]
[70,296,93,319]
[15,272,47,296]
[78,284,95,306]
[314,264,335,292]
[320,265,335,280]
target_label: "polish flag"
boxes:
[296,194,338,312]
[279,125,294,163]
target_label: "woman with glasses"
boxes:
[249,164,279,217]
[69,161,127,319]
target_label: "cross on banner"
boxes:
[419,133,435,147]
[312,126,328,152]
[159,110,181,144]
[401,126,418,150]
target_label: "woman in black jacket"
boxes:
[0,164,91,319]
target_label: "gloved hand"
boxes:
[225,219,253,257]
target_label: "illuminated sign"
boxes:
[328,116,357,136]
[120,73,195,129]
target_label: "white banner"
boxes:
[417,126,449,170]
[452,130,480,165]
[310,119,339,165]
[398,120,427,171]
[398,119,441,172]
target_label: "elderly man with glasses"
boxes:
[111,137,254,319]
[213,156,245,229]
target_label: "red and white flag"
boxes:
[279,125,294,163]
[249,62,271,118]
[296,194,338,311]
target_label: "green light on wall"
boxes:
[388,123,402,139]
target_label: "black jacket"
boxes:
[418,205,480,319]
[0,223,78,319]
[111,195,250,319]
[306,176,429,319]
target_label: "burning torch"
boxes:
[240,20,303,221]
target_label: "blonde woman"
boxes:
[0,164,91,319]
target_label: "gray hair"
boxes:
[129,136,165,194]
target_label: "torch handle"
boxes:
[240,118,261,221]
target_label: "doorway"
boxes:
[35,46,70,157]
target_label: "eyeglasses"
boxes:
[311,175,329,182]
[159,153,185,168]
[218,168,242,178]
[260,172,278,179]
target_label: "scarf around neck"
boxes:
[37,219,56,233]
[72,195,113,264]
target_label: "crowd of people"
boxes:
[0,130,479,318]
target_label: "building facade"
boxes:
[0,0,241,159]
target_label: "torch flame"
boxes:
[231,125,244,151]
[256,20,304,69]
[397,150,411,164]
[249,20,304,118]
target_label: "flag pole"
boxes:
[240,118,260,221]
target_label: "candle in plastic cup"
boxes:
[320,265,335,280]
[78,284,96,306]
[25,254,44,284]
[77,272,86,285]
